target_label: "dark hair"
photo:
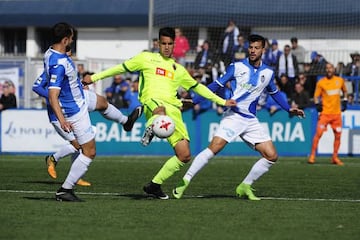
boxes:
[50,22,74,44]
[159,27,175,41]
[290,37,298,43]
[248,34,265,48]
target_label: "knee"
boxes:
[83,148,96,159]
[177,152,191,163]
[262,150,278,162]
[153,106,166,115]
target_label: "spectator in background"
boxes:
[297,72,315,100]
[124,78,141,112]
[190,72,213,119]
[262,38,273,66]
[232,34,248,61]
[277,73,293,100]
[309,51,327,76]
[105,74,130,109]
[344,51,360,77]
[194,40,217,84]
[336,61,346,77]
[290,37,306,72]
[150,38,160,53]
[276,44,299,82]
[269,39,282,69]
[291,82,311,110]
[77,63,86,79]
[173,28,190,66]
[221,19,240,66]
[0,81,17,111]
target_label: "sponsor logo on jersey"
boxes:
[50,74,57,83]
[155,67,174,79]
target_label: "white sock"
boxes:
[184,148,214,182]
[62,154,92,189]
[70,151,81,164]
[101,103,128,124]
[53,144,77,163]
[242,158,274,185]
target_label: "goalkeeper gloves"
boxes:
[341,99,348,112]
[315,103,322,112]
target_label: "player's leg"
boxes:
[143,106,189,199]
[331,115,344,165]
[140,101,166,146]
[173,111,243,199]
[56,110,96,202]
[236,118,274,200]
[47,122,80,179]
[173,137,228,199]
[143,140,189,200]
[308,114,328,163]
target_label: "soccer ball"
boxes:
[152,115,175,138]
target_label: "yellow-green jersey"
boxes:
[91,51,226,108]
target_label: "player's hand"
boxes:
[61,121,73,133]
[224,99,237,107]
[82,74,93,86]
[289,108,305,118]
[181,99,194,111]
[315,103,322,112]
[341,99,348,112]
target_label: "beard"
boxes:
[65,45,72,53]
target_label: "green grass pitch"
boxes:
[0,155,359,240]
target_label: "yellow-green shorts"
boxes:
[143,98,189,147]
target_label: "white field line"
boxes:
[1,189,360,202]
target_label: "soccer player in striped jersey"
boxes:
[308,62,348,165]
[172,34,305,200]
[33,70,141,186]
[82,27,236,199]
[44,22,97,201]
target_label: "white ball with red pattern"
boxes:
[152,115,175,138]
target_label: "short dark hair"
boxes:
[248,34,265,48]
[50,22,74,44]
[290,37,298,43]
[159,27,175,41]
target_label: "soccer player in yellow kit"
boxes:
[83,27,236,199]
[308,62,348,165]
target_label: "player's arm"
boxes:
[32,71,49,98]
[313,81,323,112]
[83,52,145,85]
[341,78,348,111]
[48,65,72,132]
[268,78,304,117]
[192,64,235,105]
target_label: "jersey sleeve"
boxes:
[217,64,235,87]
[48,64,66,89]
[91,52,146,82]
[32,71,49,98]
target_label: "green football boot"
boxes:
[235,183,260,201]
[172,179,190,199]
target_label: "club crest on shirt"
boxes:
[261,75,265,82]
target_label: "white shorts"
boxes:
[51,121,76,142]
[215,110,271,149]
[65,106,96,145]
[84,89,97,112]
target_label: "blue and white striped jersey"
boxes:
[216,59,277,118]
[44,48,85,118]
[32,71,58,122]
